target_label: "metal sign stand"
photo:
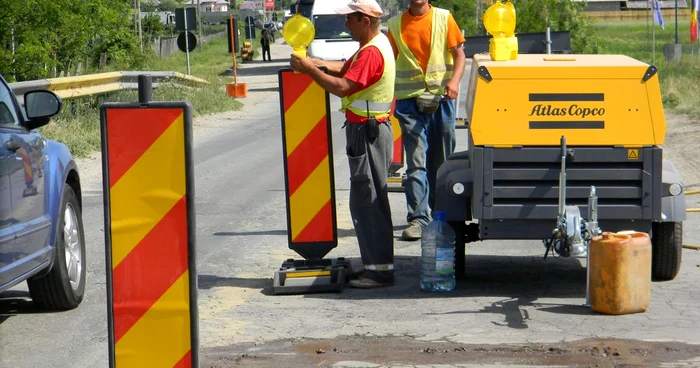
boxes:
[184,12,191,75]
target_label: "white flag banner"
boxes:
[650,0,665,29]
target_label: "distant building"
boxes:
[184,0,229,12]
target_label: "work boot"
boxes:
[401,220,424,241]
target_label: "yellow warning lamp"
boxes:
[282,14,315,58]
[483,0,518,61]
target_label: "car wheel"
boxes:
[651,222,682,281]
[27,185,86,310]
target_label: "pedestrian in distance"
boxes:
[261,29,272,62]
[290,0,396,288]
[387,0,466,241]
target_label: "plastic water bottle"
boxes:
[420,211,456,291]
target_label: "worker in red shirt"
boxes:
[290,0,396,288]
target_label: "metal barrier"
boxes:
[9,71,208,103]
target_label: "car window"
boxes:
[0,84,20,127]
[313,15,352,40]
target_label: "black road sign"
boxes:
[178,31,197,53]
[175,7,197,31]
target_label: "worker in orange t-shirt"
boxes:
[386,0,466,241]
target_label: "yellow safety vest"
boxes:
[340,33,396,120]
[388,7,454,100]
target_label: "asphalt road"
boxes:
[1,41,699,368]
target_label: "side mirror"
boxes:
[23,90,62,130]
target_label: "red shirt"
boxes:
[343,46,387,123]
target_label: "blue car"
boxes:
[0,74,86,310]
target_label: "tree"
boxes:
[158,0,187,12]
[0,0,145,81]
[142,14,166,40]
[430,0,598,54]
[431,0,478,35]
[511,0,599,53]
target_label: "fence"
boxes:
[586,9,691,21]
[663,43,700,61]
[152,31,227,58]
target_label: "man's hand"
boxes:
[443,80,459,100]
[290,53,316,74]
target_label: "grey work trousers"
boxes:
[345,121,394,281]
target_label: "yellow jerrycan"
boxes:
[589,231,652,315]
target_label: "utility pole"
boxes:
[133,0,138,36]
[675,0,678,44]
[197,0,203,51]
[476,0,480,33]
[137,0,143,51]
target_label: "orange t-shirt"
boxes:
[387,6,466,74]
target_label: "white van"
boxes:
[307,0,360,61]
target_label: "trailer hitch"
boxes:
[543,136,601,260]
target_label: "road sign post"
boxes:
[184,12,191,75]
[175,7,198,74]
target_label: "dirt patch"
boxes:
[202,336,700,367]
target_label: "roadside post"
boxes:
[226,14,247,98]
[273,17,349,294]
[100,75,199,367]
[175,7,198,75]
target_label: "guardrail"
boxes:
[9,71,209,103]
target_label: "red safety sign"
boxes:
[389,114,404,172]
[278,69,337,260]
[100,102,198,368]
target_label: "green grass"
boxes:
[43,36,245,157]
[591,20,700,117]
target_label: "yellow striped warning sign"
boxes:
[278,69,337,260]
[100,102,198,368]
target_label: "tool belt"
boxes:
[415,91,441,114]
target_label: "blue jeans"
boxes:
[394,97,456,227]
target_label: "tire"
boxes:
[28,185,86,310]
[651,222,683,281]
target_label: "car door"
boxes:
[0,85,18,287]
[5,98,50,266]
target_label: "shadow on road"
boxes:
[198,274,276,296]
[212,225,408,238]
[220,64,287,78]
[0,290,51,325]
[197,253,592,329]
[247,87,279,93]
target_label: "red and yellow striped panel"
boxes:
[280,70,336,249]
[389,114,403,167]
[105,107,193,368]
